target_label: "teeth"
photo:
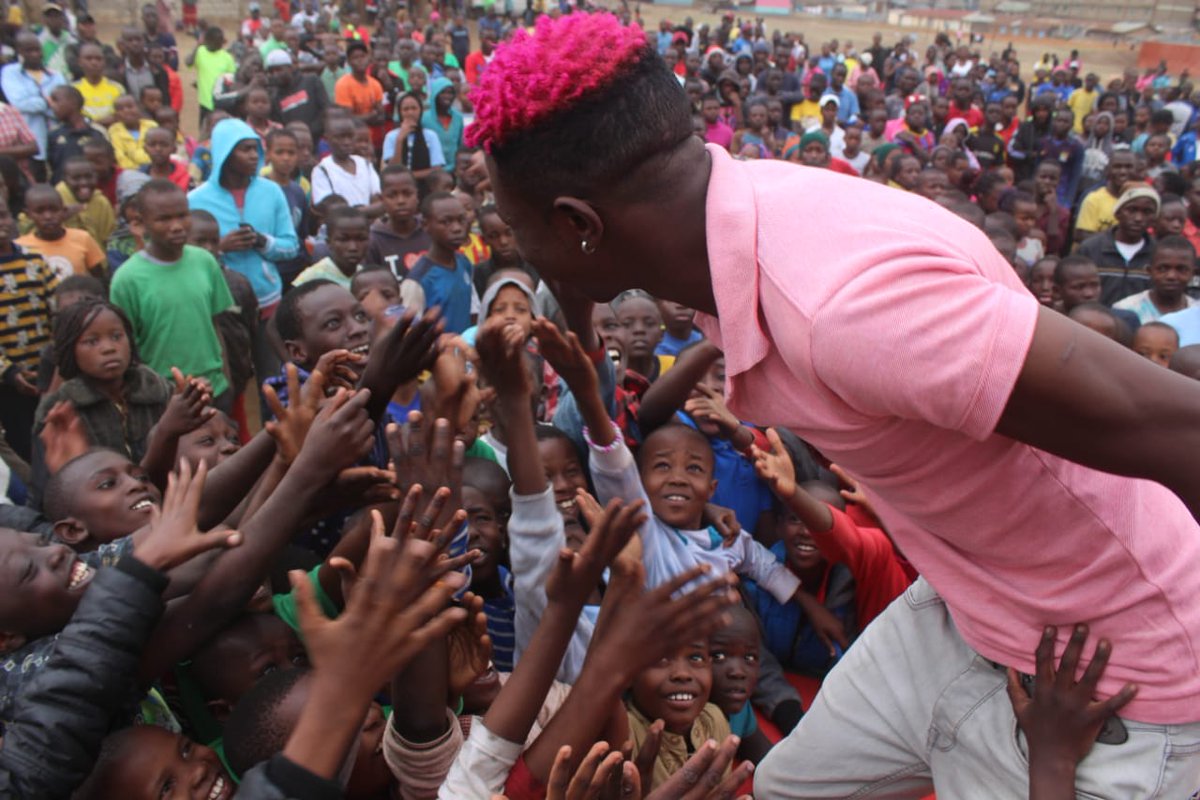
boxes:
[796,544,817,552]
[209,776,225,800]
[68,561,93,590]
[667,693,696,701]
[351,344,370,355]
[130,499,153,511]
[557,500,576,510]
[665,495,687,501]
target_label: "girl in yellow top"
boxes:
[108,95,157,169]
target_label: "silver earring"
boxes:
[581,239,596,255]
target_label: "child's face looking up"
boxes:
[0,531,94,648]
[177,413,242,470]
[74,307,131,384]
[100,726,233,800]
[537,436,588,522]
[352,270,402,324]
[708,611,762,718]
[192,613,308,715]
[631,641,713,735]
[287,284,371,368]
[59,450,162,545]
[638,425,716,530]
[780,510,823,572]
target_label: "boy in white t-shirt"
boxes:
[311,114,381,215]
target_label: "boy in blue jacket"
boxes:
[421,77,464,172]
[188,118,300,389]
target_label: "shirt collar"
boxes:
[695,144,770,394]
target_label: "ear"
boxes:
[0,630,25,655]
[706,478,718,503]
[206,698,234,723]
[284,340,308,366]
[53,518,91,547]
[551,197,604,252]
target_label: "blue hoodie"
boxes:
[421,77,464,170]
[187,119,299,307]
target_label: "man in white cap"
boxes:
[1077,184,1160,305]
[265,48,329,141]
[241,2,265,42]
[37,3,75,76]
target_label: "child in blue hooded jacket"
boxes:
[421,77,464,172]
[188,118,300,386]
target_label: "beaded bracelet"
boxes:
[582,420,623,453]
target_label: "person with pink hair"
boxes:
[471,11,1200,799]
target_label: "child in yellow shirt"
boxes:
[108,95,156,169]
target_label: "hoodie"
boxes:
[421,76,464,170]
[187,118,299,307]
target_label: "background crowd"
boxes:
[0,0,1196,797]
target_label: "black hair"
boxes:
[1054,254,1097,285]
[62,154,94,175]
[346,40,368,57]
[43,448,123,522]
[135,177,185,211]
[349,263,398,293]
[1150,109,1175,127]
[325,204,367,235]
[477,202,501,223]
[265,128,298,150]
[224,666,312,777]
[1157,172,1190,197]
[24,182,62,208]
[463,456,512,501]
[1068,301,1131,344]
[984,211,1017,239]
[50,84,83,108]
[488,47,692,204]
[973,170,1008,200]
[636,422,714,470]
[999,189,1037,212]
[53,299,140,381]
[1136,320,1180,345]
[190,208,218,226]
[275,279,337,341]
[0,156,24,213]
[381,163,417,183]
[55,273,105,300]
[420,189,458,217]
[313,192,348,215]
[138,83,162,102]
[1154,234,1197,261]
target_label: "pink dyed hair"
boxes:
[467,13,649,152]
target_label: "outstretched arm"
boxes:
[996,305,1200,521]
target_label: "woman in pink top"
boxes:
[469,13,1200,800]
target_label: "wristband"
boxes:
[582,420,622,453]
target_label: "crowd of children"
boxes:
[0,1,1196,798]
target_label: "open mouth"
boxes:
[663,493,690,503]
[129,497,156,512]
[664,691,698,710]
[206,774,228,800]
[68,559,94,590]
[350,343,370,357]
[557,497,577,514]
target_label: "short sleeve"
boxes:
[1075,194,1099,232]
[83,236,105,270]
[807,257,1040,441]
[206,255,235,316]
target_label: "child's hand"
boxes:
[387,414,465,533]
[684,385,740,438]
[133,459,242,571]
[158,367,217,438]
[545,497,647,611]
[333,465,400,505]
[703,502,741,548]
[289,508,472,700]
[39,400,90,475]
[432,334,482,435]
[641,733,753,800]
[829,464,880,524]
[545,742,632,800]
[371,306,444,387]
[312,347,367,392]
[1007,625,1137,772]
[447,591,493,699]
[533,317,599,400]
[476,315,533,398]
[264,363,321,464]
[752,427,797,500]
[292,387,376,480]
[795,591,850,658]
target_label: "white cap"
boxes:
[266,49,293,67]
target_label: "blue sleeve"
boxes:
[426,129,445,167]
[259,183,300,263]
[381,129,397,163]
[1,68,45,116]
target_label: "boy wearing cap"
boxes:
[1077,184,1160,305]
[266,48,329,141]
[37,4,74,76]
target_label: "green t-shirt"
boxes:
[194,45,237,110]
[111,245,235,396]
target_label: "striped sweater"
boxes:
[0,246,57,378]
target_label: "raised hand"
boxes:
[312,347,367,393]
[368,306,444,387]
[683,385,740,438]
[796,591,849,658]
[752,428,797,500]
[447,591,493,699]
[533,317,600,400]
[292,388,376,480]
[545,498,647,610]
[1007,625,1137,771]
[263,363,322,464]
[39,400,89,475]
[546,742,631,800]
[431,334,483,436]
[828,463,879,524]
[133,459,241,571]
[387,414,465,533]
[476,315,533,398]
[157,367,217,439]
[642,734,753,800]
[703,503,742,549]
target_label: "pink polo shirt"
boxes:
[696,144,1200,724]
